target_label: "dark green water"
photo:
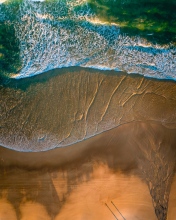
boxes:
[0,22,21,77]
[88,0,176,44]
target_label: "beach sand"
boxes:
[1,67,176,151]
[0,68,176,219]
[0,121,176,219]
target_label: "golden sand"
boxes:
[1,68,176,219]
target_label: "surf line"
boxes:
[105,203,118,219]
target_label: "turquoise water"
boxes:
[0,0,175,80]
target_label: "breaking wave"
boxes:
[0,0,176,80]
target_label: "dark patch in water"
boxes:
[88,0,176,45]
[0,22,21,78]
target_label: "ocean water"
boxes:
[0,0,176,80]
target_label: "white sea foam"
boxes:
[2,0,176,80]
[0,0,7,3]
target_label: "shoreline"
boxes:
[1,66,176,86]
[1,67,176,152]
[1,67,176,219]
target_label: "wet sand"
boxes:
[0,122,176,219]
[1,67,176,151]
[0,68,176,219]
[168,174,176,219]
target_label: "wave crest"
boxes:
[1,0,176,80]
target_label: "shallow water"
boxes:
[1,68,176,152]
